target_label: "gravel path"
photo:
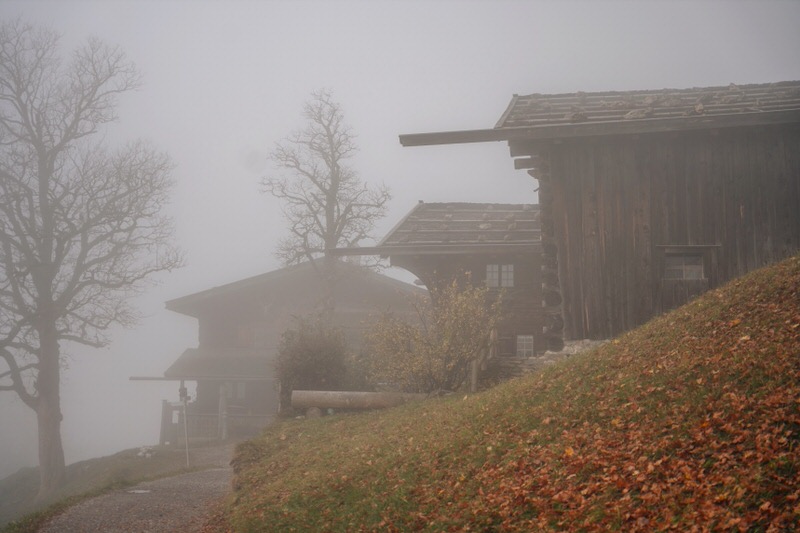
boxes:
[39,443,236,533]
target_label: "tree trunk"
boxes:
[35,329,65,500]
[321,253,337,320]
[35,147,65,499]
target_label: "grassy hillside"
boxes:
[221,255,800,532]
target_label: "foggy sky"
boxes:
[1,0,799,478]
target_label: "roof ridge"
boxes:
[166,259,419,314]
[515,80,800,99]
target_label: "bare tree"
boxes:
[0,21,182,498]
[262,90,391,314]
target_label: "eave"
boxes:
[328,242,541,257]
[130,375,274,382]
[399,109,800,147]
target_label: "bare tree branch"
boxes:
[261,90,391,315]
[0,19,182,497]
[262,89,390,265]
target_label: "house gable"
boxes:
[165,260,425,350]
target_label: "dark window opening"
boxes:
[496,334,514,356]
[664,254,704,280]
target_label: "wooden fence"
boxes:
[159,400,272,445]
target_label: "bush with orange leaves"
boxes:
[365,278,502,393]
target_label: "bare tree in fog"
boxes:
[0,20,182,498]
[262,89,390,314]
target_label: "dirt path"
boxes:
[39,442,236,533]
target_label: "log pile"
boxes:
[291,390,427,416]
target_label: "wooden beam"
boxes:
[328,242,542,257]
[291,390,426,410]
[399,128,512,146]
[130,375,275,381]
[513,157,538,169]
[326,246,385,256]
[399,110,800,147]
[510,140,539,157]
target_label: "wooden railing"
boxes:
[159,400,273,445]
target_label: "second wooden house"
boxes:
[333,202,561,367]
[150,259,422,443]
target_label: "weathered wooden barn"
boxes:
[144,260,422,443]
[400,81,800,341]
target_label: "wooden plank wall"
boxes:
[547,124,800,340]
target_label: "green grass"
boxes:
[221,254,800,532]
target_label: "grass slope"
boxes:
[223,255,800,532]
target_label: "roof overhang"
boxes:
[158,348,276,381]
[329,242,541,257]
[399,109,800,147]
[130,375,274,382]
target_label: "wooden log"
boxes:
[514,157,538,170]
[291,390,427,410]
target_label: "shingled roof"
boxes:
[400,81,800,146]
[496,81,800,128]
[379,202,540,252]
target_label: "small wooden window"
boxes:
[501,264,514,287]
[516,335,534,357]
[487,264,514,288]
[237,323,267,348]
[225,381,246,402]
[664,254,704,280]
[486,264,500,287]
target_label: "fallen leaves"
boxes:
[221,255,800,532]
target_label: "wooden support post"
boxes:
[218,384,228,441]
[159,399,171,446]
[180,380,189,468]
[470,358,479,393]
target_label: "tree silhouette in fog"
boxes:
[262,89,390,315]
[0,20,182,498]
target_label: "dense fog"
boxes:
[1,0,799,479]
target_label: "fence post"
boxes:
[159,399,171,446]
[218,384,228,440]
